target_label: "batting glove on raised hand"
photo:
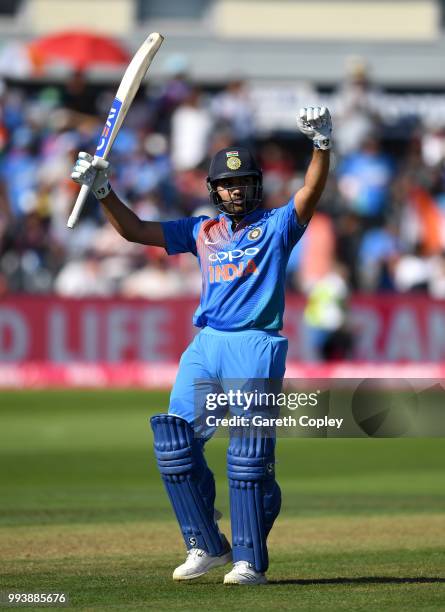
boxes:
[297,106,332,150]
[71,152,111,200]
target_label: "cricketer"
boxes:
[71,106,332,585]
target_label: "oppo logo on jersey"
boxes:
[208,247,259,263]
[208,247,259,283]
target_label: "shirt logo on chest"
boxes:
[208,247,260,283]
[208,247,259,262]
[247,227,262,241]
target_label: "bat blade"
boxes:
[67,32,164,229]
[95,32,164,160]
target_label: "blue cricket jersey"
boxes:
[161,197,308,331]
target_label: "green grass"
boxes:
[0,390,444,610]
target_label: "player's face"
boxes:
[215,176,256,215]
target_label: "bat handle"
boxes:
[67,182,92,229]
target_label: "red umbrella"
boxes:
[28,30,130,71]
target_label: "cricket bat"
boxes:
[67,32,164,228]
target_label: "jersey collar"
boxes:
[220,207,264,235]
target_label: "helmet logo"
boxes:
[226,150,241,170]
[248,227,262,241]
[227,156,241,170]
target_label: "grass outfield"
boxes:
[0,390,444,610]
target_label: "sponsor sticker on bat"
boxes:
[95,98,123,156]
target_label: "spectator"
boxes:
[170,88,212,171]
[0,125,40,216]
[120,248,185,299]
[334,57,381,155]
[1,76,445,302]
[337,137,394,226]
[211,79,255,145]
[303,263,352,361]
[358,224,399,291]
[54,252,114,297]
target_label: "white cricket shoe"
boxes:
[224,561,268,585]
[173,535,232,581]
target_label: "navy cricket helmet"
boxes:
[206,147,263,217]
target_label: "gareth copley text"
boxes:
[206,414,344,429]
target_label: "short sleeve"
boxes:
[161,216,207,256]
[274,197,309,252]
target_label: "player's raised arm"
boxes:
[70,152,166,247]
[294,106,332,225]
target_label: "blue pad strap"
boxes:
[227,427,281,572]
[151,414,223,556]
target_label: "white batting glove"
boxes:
[71,152,111,200]
[297,106,332,150]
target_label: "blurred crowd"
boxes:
[1,59,445,305]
